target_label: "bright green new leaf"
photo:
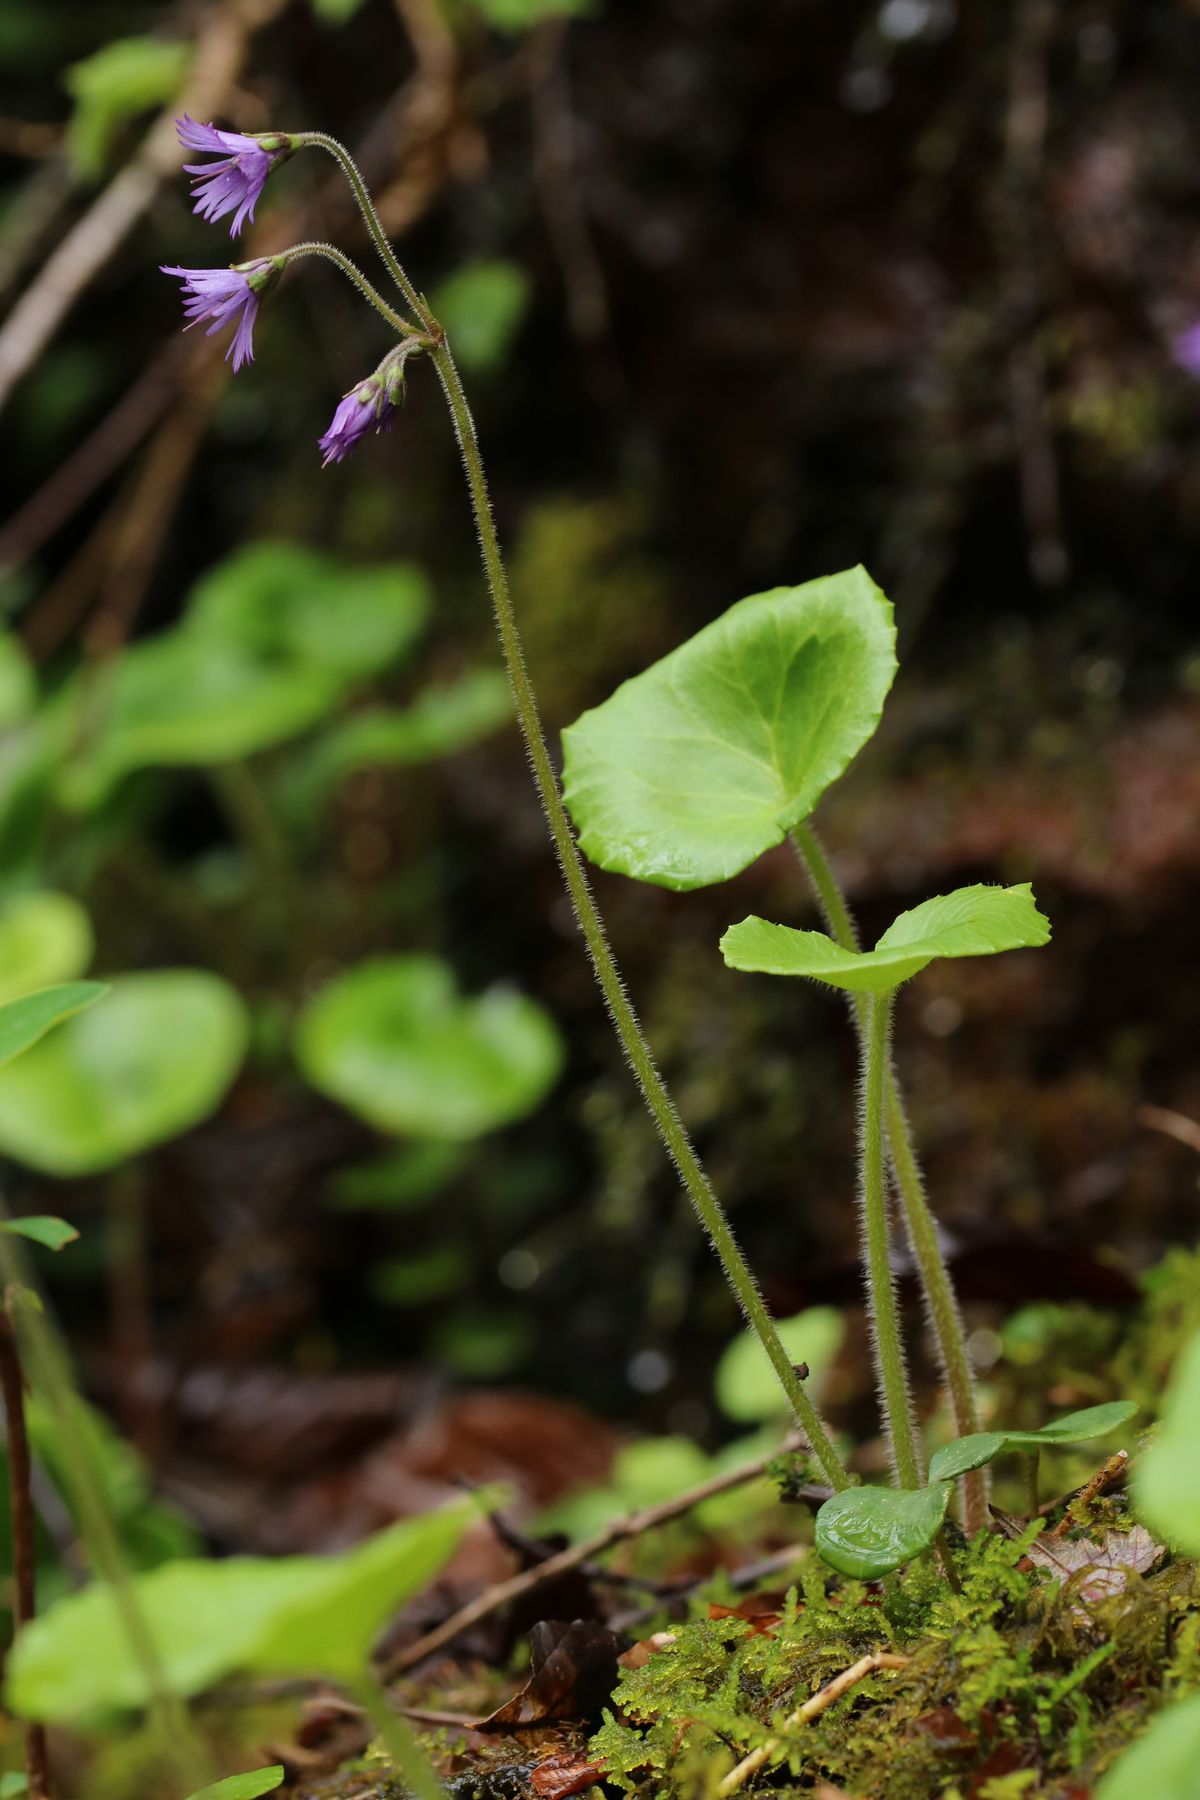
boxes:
[722,884,1051,995]
[928,1402,1136,1484]
[815,1481,951,1580]
[0,971,248,1175]
[0,633,35,732]
[1095,1693,1200,1800]
[0,982,107,1069]
[185,1770,284,1800]
[64,37,192,178]
[0,1216,79,1251]
[715,1307,844,1423]
[561,569,896,891]
[1136,1332,1200,1555]
[433,260,531,373]
[186,541,430,685]
[296,955,563,1142]
[0,891,93,1006]
[7,1501,479,1721]
[927,1432,1009,1484]
[303,670,513,797]
[0,1775,28,1798]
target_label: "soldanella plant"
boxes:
[160,120,1134,1583]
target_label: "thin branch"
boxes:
[1137,1103,1200,1157]
[718,1652,911,1796]
[383,1433,804,1676]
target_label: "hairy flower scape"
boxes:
[161,262,277,371]
[176,115,289,237]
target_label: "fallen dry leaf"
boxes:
[478,1621,623,1729]
[528,1750,609,1797]
[993,1510,1163,1608]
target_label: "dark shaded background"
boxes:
[1,0,1198,1550]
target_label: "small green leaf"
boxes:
[816,1481,951,1579]
[1136,1332,1200,1556]
[1008,1400,1137,1447]
[927,1432,1008,1484]
[185,1770,284,1800]
[6,1501,480,1720]
[0,891,93,1006]
[1095,1693,1200,1800]
[928,1403,1136,1485]
[0,981,107,1069]
[302,670,513,797]
[714,1308,844,1423]
[562,569,897,891]
[721,884,1051,995]
[0,971,247,1175]
[432,260,531,373]
[0,1216,79,1251]
[0,1774,29,1798]
[296,955,563,1142]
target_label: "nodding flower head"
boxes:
[161,258,283,372]
[318,342,421,466]
[176,116,291,237]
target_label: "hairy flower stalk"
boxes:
[165,122,851,1492]
[161,257,282,370]
[177,116,292,236]
[793,822,987,1531]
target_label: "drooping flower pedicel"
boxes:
[176,115,291,237]
[161,259,282,371]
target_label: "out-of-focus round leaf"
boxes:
[1136,1333,1200,1556]
[0,971,249,1175]
[815,1481,951,1579]
[1095,1694,1200,1800]
[296,955,563,1141]
[0,1216,79,1251]
[0,891,93,1006]
[186,540,431,685]
[715,1307,844,1422]
[0,982,108,1070]
[561,569,896,891]
[58,635,342,809]
[432,260,530,373]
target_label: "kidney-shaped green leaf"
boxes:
[186,540,431,685]
[0,891,93,1006]
[186,1770,284,1800]
[0,971,248,1176]
[296,955,563,1142]
[7,1500,478,1722]
[815,1481,951,1580]
[927,1432,1009,1485]
[561,568,896,892]
[0,982,108,1070]
[722,884,1051,995]
[1135,1332,1200,1557]
[0,1216,79,1251]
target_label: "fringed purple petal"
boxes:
[318,384,394,466]
[175,119,275,238]
[161,265,260,369]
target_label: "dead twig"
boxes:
[384,1433,804,1676]
[717,1652,911,1797]
[1137,1103,1200,1157]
